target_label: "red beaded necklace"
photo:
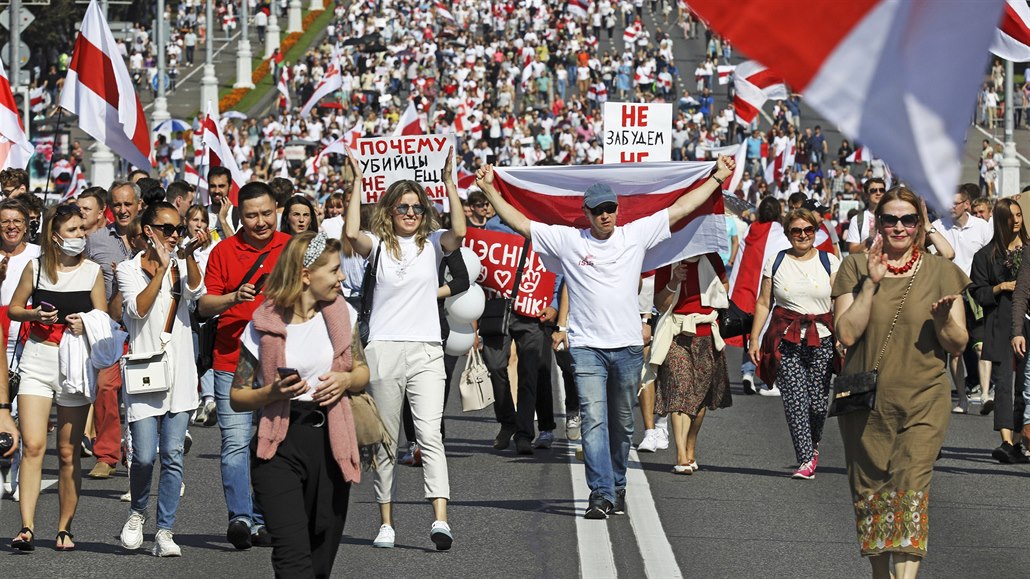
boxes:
[886,247,920,275]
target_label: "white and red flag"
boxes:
[690,0,1004,213]
[199,104,245,205]
[764,138,796,184]
[991,0,1030,61]
[0,56,33,170]
[299,57,341,118]
[29,86,48,113]
[393,100,425,136]
[732,60,787,125]
[725,220,791,347]
[306,122,362,175]
[568,0,589,19]
[277,65,291,110]
[717,65,735,85]
[846,146,872,164]
[60,0,152,171]
[184,161,204,189]
[491,162,727,271]
[434,2,456,22]
[60,164,89,201]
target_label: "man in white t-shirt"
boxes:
[844,178,886,254]
[474,156,735,519]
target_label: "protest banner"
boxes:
[352,134,457,204]
[462,228,556,318]
[602,101,672,164]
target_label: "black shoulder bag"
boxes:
[479,238,531,337]
[197,250,271,375]
[829,258,920,416]
[357,242,383,347]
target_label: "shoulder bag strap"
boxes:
[872,257,921,371]
[161,261,183,349]
[233,250,271,294]
[362,242,383,317]
[508,238,532,309]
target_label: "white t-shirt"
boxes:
[2,244,40,358]
[932,215,993,276]
[367,230,445,343]
[763,251,840,338]
[240,307,355,402]
[844,209,875,245]
[320,215,344,240]
[531,210,671,348]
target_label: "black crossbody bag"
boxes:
[479,238,531,337]
[197,250,271,375]
[357,242,383,347]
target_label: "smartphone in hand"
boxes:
[277,367,300,380]
[39,301,56,312]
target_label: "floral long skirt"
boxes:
[655,334,731,416]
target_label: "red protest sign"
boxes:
[463,228,556,318]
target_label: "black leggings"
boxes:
[252,415,350,579]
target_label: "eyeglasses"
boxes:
[789,226,816,238]
[867,187,886,194]
[588,202,618,216]
[471,202,489,209]
[393,204,426,216]
[0,219,25,227]
[55,204,83,217]
[878,213,920,228]
[149,223,188,237]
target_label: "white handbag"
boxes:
[122,262,181,396]
[459,348,493,412]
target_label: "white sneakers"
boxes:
[153,529,181,557]
[121,511,146,550]
[758,386,782,397]
[373,524,395,548]
[637,426,670,452]
[566,414,582,441]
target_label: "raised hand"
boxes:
[867,235,887,284]
[184,229,210,255]
[476,164,495,188]
[715,154,735,178]
[931,294,961,321]
[443,146,455,186]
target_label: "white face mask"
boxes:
[55,234,86,257]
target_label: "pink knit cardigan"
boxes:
[252,295,361,483]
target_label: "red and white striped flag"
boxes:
[691,0,1005,213]
[732,60,787,125]
[199,104,245,205]
[726,220,791,346]
[60,164,89,201]
[434,2,455,22]
[0,56,33,170]
[29,85,47,113]
[299,57,341,118]
[307,121,362,175]
[457,166,477,195]
[624,23,640,44]
[491,162,727,271]
[568,0,589,19]
[277,65,291,110]
[991,0,1030,61]
[393,100,424,136]
[764,138,795,184]
[717,65,735,85]
[846,146,872,163]
[184,161,204,189]
[60,0,151,171]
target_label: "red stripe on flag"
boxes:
[688,0,879,90]
[730,221,773,315]
[0,76,22,131]
[743,68,782,90]
[1001,2,1030,47]
[733,95,759,123]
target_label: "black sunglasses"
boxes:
[867,187,886,194]
[789,226,816,238]
[878,213,920,228]
[393,203,426,216]
[588,202,618,216]
[149,223,188,237]
[471,202,489,208]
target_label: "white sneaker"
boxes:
[121,511,146,550]
[152,529,181,557]
[180,482,185,497]
[637,429,659,452]
[758,386,782,397]
[654,428,670,450]
[373,524,395,548]
[742,373,757,394]
[566,414,582,441]
[430,520,453,551]
[120,490,131,502]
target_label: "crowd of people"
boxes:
[0,1,1024,578]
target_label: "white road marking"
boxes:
[626,449,683,579]
[142,31,242,112]
[973,125,1030,166]
[567,439,618,579]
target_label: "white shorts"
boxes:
[17,339,91,407]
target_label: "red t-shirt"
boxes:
[654,256,726,337]
[204,231,289,372]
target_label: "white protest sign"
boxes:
[352,134,457,204]
[602,101,673,164]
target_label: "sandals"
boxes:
[11,527,34,551]
[55,530,75,552]
[672,460,700,475]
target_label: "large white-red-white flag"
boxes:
[199,104,245,205]
[393,100,424,136]
[0,56,33,170]
[434,2,456,22]
[277,65,291,110]
[299,57,341,118]
[732,60,787,125]
[846,146,873,164]
[991,0,1030,61]
[60,0,151,171]
[691,0,1004,213]
[60,164,89,201]
[491,163,726,271]
[568,0,589,19]
[306,122,362,175]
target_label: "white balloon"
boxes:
[444,322,475,356]
[458,247,483,282]
[445,283,486,324]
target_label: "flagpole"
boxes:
[1001,59,1020,197]
[42,106,65,206]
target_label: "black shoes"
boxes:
[226,520,252,550]
[252,526,273,547]
[493,425,516,450]
[515,437,534,455]
[991,442,1030,464]
[612,489,626,515]
[584,496,613,520]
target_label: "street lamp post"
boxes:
[91,0,116,187]
[152,0,171,125]
[234,0,254,89]
[265,0,280,59]
[1001,59,1021,197]
[200,0,219,114]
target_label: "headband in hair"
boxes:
[303,231,328,267]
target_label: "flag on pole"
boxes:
[846,146,872,164]
[732,60,787,125]
[306,122,362,176]
[434,2,456,22]
[299,58,341,118]
[491,162,727,271]
[0,56,33,170]
[277,65,291,110]
[60,164,89,201]
[199,103,245,205]
[717,65,735,85]
[60,0,152,171]
[991,0,1030,61]
[568,0,589,19]
[393,100,424,136]
[689,0,1005,213]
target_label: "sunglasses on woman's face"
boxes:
[149,223,188,237]
[393,203,426,216]
[878,213,920,228]
[789,226,816,238]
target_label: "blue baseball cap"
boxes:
[583,183,618,209]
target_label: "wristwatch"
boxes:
[556,325,568,333]
[927,227,938,235]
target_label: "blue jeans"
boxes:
[741,358,766,386]
[214,369,264,529]
[128,412,190,530]
[569,345,644,504]
[192,331,214,401]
